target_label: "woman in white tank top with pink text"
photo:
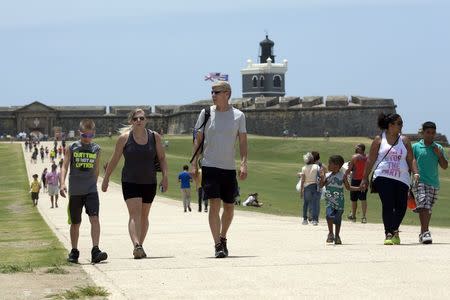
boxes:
[361,113,419,245]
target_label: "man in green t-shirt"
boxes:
[412,121,448,244]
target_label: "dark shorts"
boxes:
[350,179,367,201]
[202,166,237,204]
[68,192,99,225]
[326,206,344,225]
[31,192,39,200]
[122,182,157,204]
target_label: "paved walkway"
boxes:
[23,142,450,299]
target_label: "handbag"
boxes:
[151,131,162,172]
[369,134,400,194]
[295,178,302,192]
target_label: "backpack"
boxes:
[189,107,211,164]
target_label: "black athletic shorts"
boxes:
[68,192,99,225]
[122,182,157,204]
[31,192,39,200]
[202,166,237,204]
[350,179,367,201]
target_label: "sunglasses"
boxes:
[132,116,146,122]
[211,90,225,95]
[81,132,95,138]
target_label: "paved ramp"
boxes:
[23,142,450,299]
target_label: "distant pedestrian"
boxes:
[40,146,45,163]
[178,165,192,212]
[299,152,321,225]
[412,121,448,244]
[31,148,38,164]
[60,119,108,264]
[345,143,368,223]
[321,155,360,245]
[102,108,168,259]
[50,148,56,163]
[30,174,41,206]
[46,164,60,208]
[360,113,419,245]
[190,80,248,258]
[41,168,48,192]
[193,163,208,212]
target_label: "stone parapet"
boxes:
[255,97,279,109]
[279,97,300,109]
[326,96,348,107]
[302,96,323,108]
[351,96,394,106]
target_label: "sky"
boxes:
[1,0,449,136]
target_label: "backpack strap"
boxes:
[190,107,211,164]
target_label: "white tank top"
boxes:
[373,132,410,187]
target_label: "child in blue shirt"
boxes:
[178,165,193,212]
[321,155,360,245]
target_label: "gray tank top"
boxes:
[121,129,157,184]
[69,141,101,196]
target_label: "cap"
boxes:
[212,80,231,92]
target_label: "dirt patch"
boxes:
[0,265,96,300]
[6,202,25,214]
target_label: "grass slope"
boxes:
[96,135,450,227]
[0,143,67,271]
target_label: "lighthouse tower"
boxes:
[241,35,288,98]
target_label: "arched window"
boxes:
[273,75,282,88]
[260,76,265,87]
[252,75,258,88]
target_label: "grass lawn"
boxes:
[0,143,67,271]
[96,135,450,227]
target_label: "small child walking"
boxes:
[30,174,41,206]
[321,155,360,245]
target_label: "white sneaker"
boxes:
[421,231,433,244]
[302,219,308,225]
[312,220,318,226]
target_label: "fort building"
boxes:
[1,35,400,140]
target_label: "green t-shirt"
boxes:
[324,171,345,211]
[412,140,448,188]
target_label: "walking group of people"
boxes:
[26,81,447,265]
[29,158,62,208]
[298,113,448,245]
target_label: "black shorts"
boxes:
[68,192,99,225]
[31,192,39,200]
[122,182,157,204]
[202,166,237,204]
[350,179,367,201]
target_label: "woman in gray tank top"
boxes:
[102,108,168,259]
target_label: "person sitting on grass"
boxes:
[321,155,360,245]
[243,193,263,207]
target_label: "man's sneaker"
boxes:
[311,220,318,226]
[347,213,356,222]
[334,235,342,245]
[220,237,228,257]
[326,233,334,243]
[302,219,308,225]
[361,217,367,224]
[133,244,145,259]
[67,248,79,263]
[214,243,226,258]
[384,233,394,245]
[421,231,433,244]
[91,246,108,264]
[392,231,401,245]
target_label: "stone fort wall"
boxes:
[0,95,397,138]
